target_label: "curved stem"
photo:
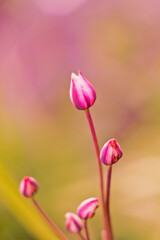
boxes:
[31,198,69,240]
[78,232,87,240]
[106,165,114,240]
[84,220,90,240]
[84,109,108,240]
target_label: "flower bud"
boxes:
[70,72,96,110]
[19,176,39,198]
[65,212,82,233]
[77,198,99,219]
[100,138,123,165]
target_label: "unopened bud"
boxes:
[70,72,96,110]
[77,198,99,220]
[65,212,82,233]
[19,176,39,198]
[100,138,123,165]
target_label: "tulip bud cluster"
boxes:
[69,72,123,166]
[18,71,123,240]
[65,198,99,234]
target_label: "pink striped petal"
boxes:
[100,139,123,165]
[19,176,39,198]
[65,212,82,233]
[70,72,96,110]
[77,198,99,219]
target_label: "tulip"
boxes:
[100,139,123,166]
[19,176,39,198]
[77,198,99,220]
[70,72,96,110]
[65,212,82,233]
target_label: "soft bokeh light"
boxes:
[33,0,87,15]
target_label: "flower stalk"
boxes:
[84,109,108,240]
[100,138,123,240]
[32,198,69,240]
[84,220,90,240]
[105,165,113,240]
[78,232,86,240]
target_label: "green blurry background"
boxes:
[0,0,160,239]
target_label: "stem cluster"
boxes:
[85,109,113,240]
[30,109,114,240]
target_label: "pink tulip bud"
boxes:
[19,176,39,198]
[77,198,99,220]
[100,139,123,165]
[65,212,82,233]
[70,72,96,110]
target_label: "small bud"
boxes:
[19,176,39,198]
[65,212,82,233]
[100,138,123,166]
[70,72,96,110]
[77,198,99,220]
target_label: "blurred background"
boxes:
[0,0,160,239]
